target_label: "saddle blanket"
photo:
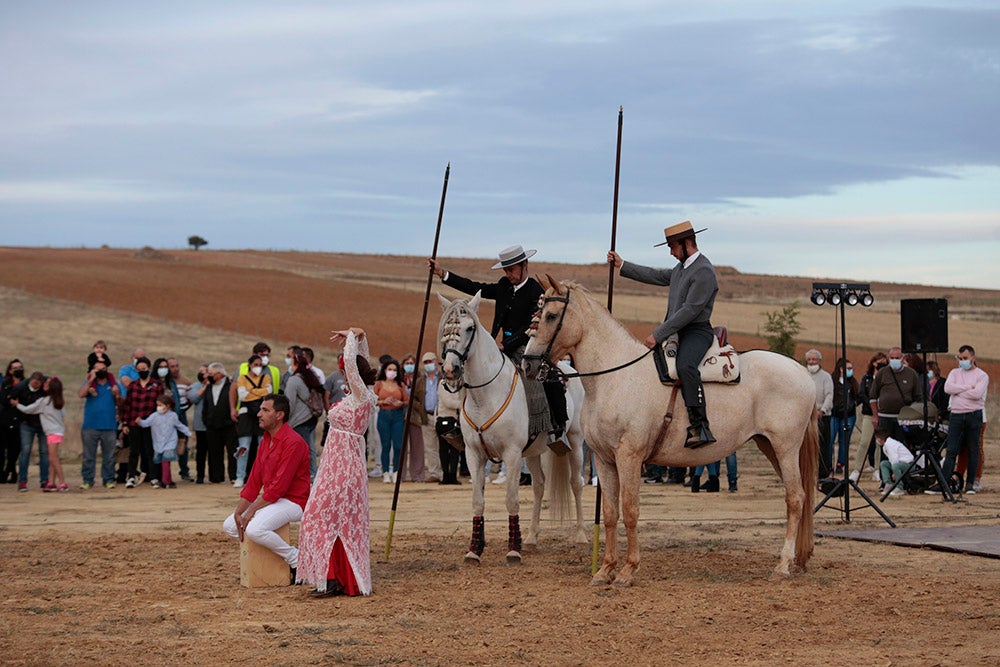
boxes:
[654,333,740,384]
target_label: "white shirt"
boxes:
[881,436,914,465]
[683,250,701,269]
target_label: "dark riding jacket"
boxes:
[443,272,543,357]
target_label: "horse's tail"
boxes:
[545,449,573,524]
[796,408,819,570]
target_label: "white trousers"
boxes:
[421,423,442,479]
[222,498,303,567]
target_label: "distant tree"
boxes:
[763,301,803,358]
[188,235,208,251]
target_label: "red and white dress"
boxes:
[296,332,375,595]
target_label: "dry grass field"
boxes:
[1,246,999,665]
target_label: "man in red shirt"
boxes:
[222,394,311,578]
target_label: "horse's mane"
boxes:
[438,298,484,355]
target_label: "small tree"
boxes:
[188,235,208,251]
[763,301,803,358]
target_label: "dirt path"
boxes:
[2,446,998,666]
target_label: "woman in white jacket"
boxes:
[16,377,67,492]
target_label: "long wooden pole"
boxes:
[593,107,623,575]
[385,163,450,560]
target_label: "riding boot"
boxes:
[690,475,701,493]
[705,475,720,492]
[684,406,717,449]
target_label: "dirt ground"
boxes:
[2,445,998,666]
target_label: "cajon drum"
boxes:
[240,523,291,588]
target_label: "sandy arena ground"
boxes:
[1,444,998,666]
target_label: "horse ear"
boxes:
[536,274,550,290]
[546,274,565,294]
[469,291,482,313]
[437,293,452,311]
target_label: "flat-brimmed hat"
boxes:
[421,352,438,363]
[491,244,537,269]
[653,220,708,247]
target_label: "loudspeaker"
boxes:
[900,298,948,353]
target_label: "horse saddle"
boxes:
[652,326,740,385]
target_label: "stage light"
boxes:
[810,289,826,306]
[860,290,874,307]
[828,290,842,306]
[846,290,859,307]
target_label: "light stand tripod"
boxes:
[811,282,895,526]
[879,351,956,503]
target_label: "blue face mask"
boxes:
[958,359,973,371]
[424,363,436,373]
[846,369,853,378]
[888,358,902,371]
[403,364,415,374]
[927,370,934,379]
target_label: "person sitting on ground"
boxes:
[222,394,311,580]
[876,425,914,497]
[137,394,191,489]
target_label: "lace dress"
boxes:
[296,332,376,595]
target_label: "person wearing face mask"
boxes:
[185,364,211,483]
[202,362,238,484]
[869,346,923,446]
[117,347,147,399]
[284,352,326,482]
[936,345,989,496]
[0,359,27,483]
[419,352,444,484]
[398,353,426,483]
[230,342,281,420]
[119,356,164,488]
[805,349,834,476]
[374,359,408,483]
[233,355,273,488]
[850,352,889,483]
[926,360,950,420]
[137,394,191,489]
[78,361,121,489]
[830,358,859,475]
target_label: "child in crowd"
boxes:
[87,340,113,372]
[876,425,914,497]
[16,376,68,492]
[138,394,191,489]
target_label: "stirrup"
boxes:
[547,436,571,456]
[684,424,717,449]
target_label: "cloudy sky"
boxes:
[2,1,998,289]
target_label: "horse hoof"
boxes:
[505,551,522,565]
[589,576,608,587]
[573,532,589,545]
[523,536,538,546]
[612,577,633,588]
[464,552,481,566]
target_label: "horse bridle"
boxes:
[524,285,654,379]
[441,304,507,390]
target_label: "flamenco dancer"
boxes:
[296,327,378,597]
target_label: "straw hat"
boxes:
[491,244,537,269]
[653,220,708,247]
[421,352,438,364]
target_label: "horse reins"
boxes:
[525,286,655,379]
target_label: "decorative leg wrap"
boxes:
[508,514,522,553]
[470,516,485,556]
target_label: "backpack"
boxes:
[306,389,325,418]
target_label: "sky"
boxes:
[1,1,998,289]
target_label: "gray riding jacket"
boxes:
[621,253,718,343]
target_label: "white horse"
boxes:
[438,292,587,565]
[522,277,818,584]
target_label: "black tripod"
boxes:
[880,352,956,503]
[811,282,895,526]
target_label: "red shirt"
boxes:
[121,378,163,425]
[241,422,311,509]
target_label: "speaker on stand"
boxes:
[900,298,948,354]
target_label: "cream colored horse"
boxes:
[522,277,818,584]
[438,293,588,565]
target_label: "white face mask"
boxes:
[888,358,903,371]
[806,364,820,374]
[157,367,169,378]
[251,366,263,376]
[285,357,293,367]
[385,370,397,380]
[156,405,168,414]
[424,363,436,373]
[260,355,270,366]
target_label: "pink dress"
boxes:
[296,332,376,595]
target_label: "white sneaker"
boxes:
[889,487,905,497]
[973,481,983,493]
[125,477,136,489]
[848,470,860,483]
[871,470,881,482]
[232,479,244,489]
[369,467,383,478]
[591,476,599,487]
[492,474,507,485]
[382,473,391,484]
[390,471,397,483]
